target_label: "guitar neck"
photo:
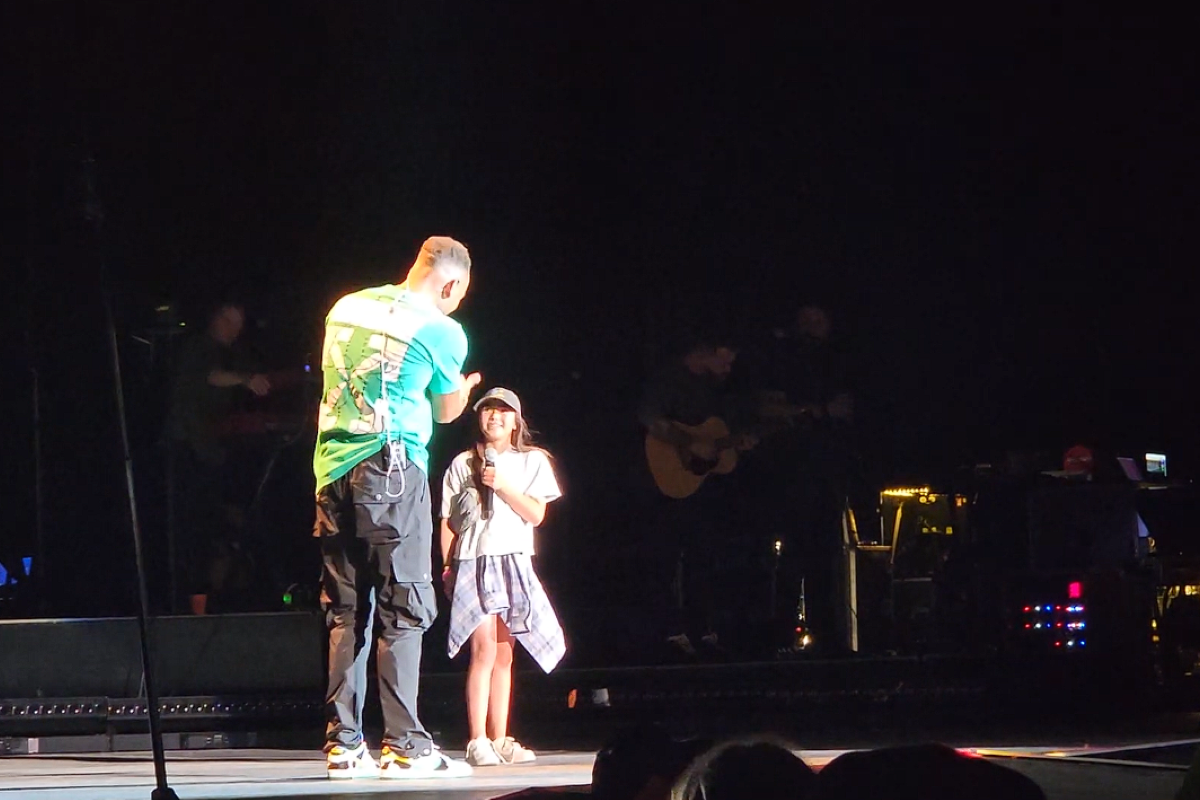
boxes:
[679,424,767,450]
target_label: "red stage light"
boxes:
[1068,581,1083,599]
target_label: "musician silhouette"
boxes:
[637,336,752,657]
[163,299,271,614]
[734,303,857,656]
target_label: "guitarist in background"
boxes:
[637,338,755,657]
[734,303,856,657]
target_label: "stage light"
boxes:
[882,486,931,497]
[0,699,107,722]
[1068,581,1083,599]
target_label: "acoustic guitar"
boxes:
[644,398,819,499]
[644,417,751,499]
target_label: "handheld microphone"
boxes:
[483,447,498,519]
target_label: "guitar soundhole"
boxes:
[684,455,719,475]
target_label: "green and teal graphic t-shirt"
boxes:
[313,284,468,491]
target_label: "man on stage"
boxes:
[637,338,749,657]
[735,303,856,656]
[164,299,271,615]
[313,236,481,779]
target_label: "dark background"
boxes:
[4,3,1197,624]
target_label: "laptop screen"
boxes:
[1146,452,1168,478]
[1117,457,1143,482]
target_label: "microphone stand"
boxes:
[24,123,46,616]
[82,155,180,800]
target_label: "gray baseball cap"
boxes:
[473,387,522,416]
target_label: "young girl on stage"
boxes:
[440,387,566,767]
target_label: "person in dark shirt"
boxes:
[637,340,754,657]
[734,304,856,656]
[164,301,271,614]
[165,303,271,460]
[638,343,740,451]
[739,305,854,439]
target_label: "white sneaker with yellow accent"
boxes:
[326,742,379,779]
[379,744,473,779]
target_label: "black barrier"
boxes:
[0,612,325,700]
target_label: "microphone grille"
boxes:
[484,447,498,463]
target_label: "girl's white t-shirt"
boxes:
[440,447,561,560]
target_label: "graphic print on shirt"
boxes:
[318,324,409,435]
[317,292,430,436]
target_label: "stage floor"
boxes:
[0,740,1191,800]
